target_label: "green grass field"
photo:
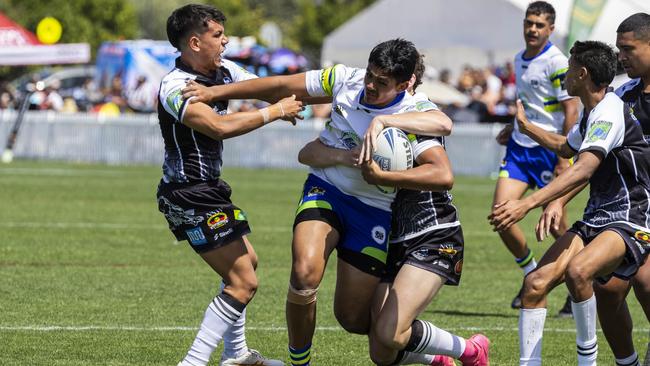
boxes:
[0,161,647,365]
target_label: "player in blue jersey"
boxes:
[158,5,302,366]
[490,40,650,366]
[492,1,579,313]
[181,39,456,366]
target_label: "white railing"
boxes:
[0,111,506,176]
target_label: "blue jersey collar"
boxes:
[521,42,553,62]
[358,90,406,110]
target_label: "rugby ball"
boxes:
[372,127,413,193]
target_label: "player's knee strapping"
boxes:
[287,284,318,305]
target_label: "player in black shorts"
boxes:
[157,5,302,366]
[490,40,650,365]
[534,14,650,366]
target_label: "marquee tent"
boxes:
[0,12,89,66]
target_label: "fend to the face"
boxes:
[363,64,408,107]
[616,31,650,79]
[523,13,554,50]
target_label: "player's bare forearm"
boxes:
[374,162,453,191]
[561,98,580,134]
[298,139,357,168]
[520,121,571,156]
[183,97,302,140]
[524,152,600,210]
[553,181,588,207]
[374,110,452,136]
[185,73,310,104]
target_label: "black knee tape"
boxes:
[404,319,424,352]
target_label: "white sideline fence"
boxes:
[0,110,507,176]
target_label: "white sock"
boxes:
[522,259,537,276]
[616,351,639,366]
[182,293,245,366]
[399,352,434,364]
[220,282,248,359]
[519,308,546,366]
[408,320,466,358]
[572,295,598,366]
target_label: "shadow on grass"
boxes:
[426,309,517,319]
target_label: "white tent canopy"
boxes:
[322,0,650,78]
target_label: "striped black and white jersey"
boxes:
[566,92,650,230]
[390,135,460,243]
[157,58,256,183]
[616,79,650,141]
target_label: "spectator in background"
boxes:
[126,76,157,113]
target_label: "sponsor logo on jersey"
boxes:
[186,227,207,245]
[634,230,650,245]
[529,78,541,88]
[540,170,553,184]
[586,121,613,143]
[372,226,387,244]
[166,90,184,115]
[308,187,325,197]
[415,100,436,112]
[207,212,229,229]
[341,131,361,149]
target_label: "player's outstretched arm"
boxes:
[298,139,359,168]
[359,111,452,164]
[489,151,602,231]
[361,146,453,192]
[182,73,313,104]
[515,100,575,158]
[182,95,303,140]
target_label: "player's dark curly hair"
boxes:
[166,4,226,50]
[617,13,650,41]
[526,1,556,24]
[569,41,617,88]
[412,54,425,91]
[368,39,419,84]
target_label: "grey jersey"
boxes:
[567,92,650,230]
[390,135,460,242]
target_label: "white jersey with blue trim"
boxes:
[512,43,572,148]
[305,64,438,211]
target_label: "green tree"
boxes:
[132,0,265,41]
[0,0,137,79]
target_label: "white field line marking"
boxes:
[0,167,128,176]
[0,222,290,232]
[1,325,648,333]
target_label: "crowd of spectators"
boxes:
[0,61,519,123]
[438,62,517,123]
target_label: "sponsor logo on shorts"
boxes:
[158,196,204,229]
[634,230,650,245]
[412,248,430,261]
[186,227,207,245]
[207,212,229,229]
[500,160,507,168]
[233,209,247,221]
[307,187,325,197]
[432,259,450,270]
[372,226,387,244]
[454,259,463,274]
[214,228,234,240]
[437,245,458,256]
[540,170,553,184]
